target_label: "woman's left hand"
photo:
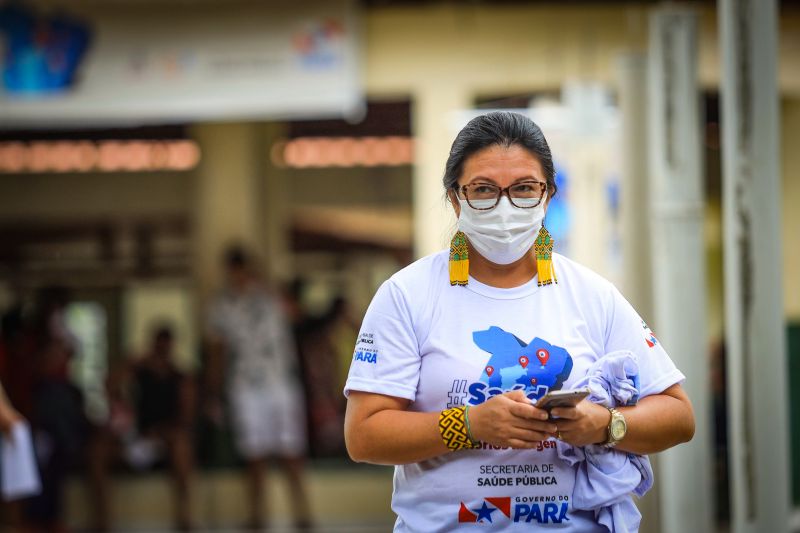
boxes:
[549,400,610,447]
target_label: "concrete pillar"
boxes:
[616,52,662,533]
[719,1,790,531]
[647,8,713,533]
[412,85,471,258]
[558,82,616,278]
[262,122,293,284]
[617,53,653,322]
[192,122,266,306]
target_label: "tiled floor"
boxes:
[76,524,391,532]
[64,466,396,532]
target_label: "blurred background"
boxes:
[0,0,797,531]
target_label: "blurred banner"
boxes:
[0,0,362,127]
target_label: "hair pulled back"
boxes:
[443,111,557,198]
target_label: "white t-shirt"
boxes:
[345,251,685,532]
[208,285,299,391]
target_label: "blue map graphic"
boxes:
[473,326,572,396]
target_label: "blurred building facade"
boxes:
[0,1,798,531]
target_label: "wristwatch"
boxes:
[604,407,627,447]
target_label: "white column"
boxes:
[719,1,790,532]
[617,52,661,533]
[647,8,713,533]
[262,122,293,284]
[192,122,266,305]
[617,53,654,322]
[412,85,471,258]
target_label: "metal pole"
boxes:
[719,0,790,531]
[647,8,714,533]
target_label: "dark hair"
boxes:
[153,323,174,342]
[443,111,557,198]
[224,245,247,269]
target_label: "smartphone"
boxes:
[534,387,591,411]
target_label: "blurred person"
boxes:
[87,357,133,533]
[88,324,195,531]
[206,247,311,531]
[23,286,86,533]
[0,301,33,532]
[0,378,41,531]
[133,325,195,530]
[0,300,31,418]
[0,379,28,532]
[292,293,352,458]
[710,339,730,526]
[0,310,22,435]
[325,297,359,397]
[344,112,694,532]
[281,280,322,456]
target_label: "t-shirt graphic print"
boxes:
[471,326,573,403]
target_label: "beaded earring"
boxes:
[449,231,469,286]
[534,225,557,286]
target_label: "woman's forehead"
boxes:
[461,144,544,181]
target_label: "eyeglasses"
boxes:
[458,181,547,210]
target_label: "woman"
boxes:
[344,111,694,532]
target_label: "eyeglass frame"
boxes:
[454,180,549,210]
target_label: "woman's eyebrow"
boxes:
[465,175,544,184]
[465,176,498,184]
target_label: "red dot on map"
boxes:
[536,349,550,366]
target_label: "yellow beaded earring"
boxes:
[449,231,469,286]
[534,225,557,286]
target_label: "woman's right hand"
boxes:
[469,390,557,448]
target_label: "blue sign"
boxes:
[0,4,92,94]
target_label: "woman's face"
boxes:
[449,144,549,217]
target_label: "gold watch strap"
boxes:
[604,407,624,448]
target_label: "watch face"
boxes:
[611,419,626,440]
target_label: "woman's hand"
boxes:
[546,385,696,453]
[469,390,557,448]
[549,400,610,447]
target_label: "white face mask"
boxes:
[457,194,547,265]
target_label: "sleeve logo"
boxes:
[353,332,378,363]
[353,350,377,364]
[641,320,659,348]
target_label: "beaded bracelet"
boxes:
[438,405,478,451]
[464,404,477,443]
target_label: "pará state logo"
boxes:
[352,332,378,364]
[466,326,573,405]
[459,497,570,525]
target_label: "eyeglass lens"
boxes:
[462,182,545,209]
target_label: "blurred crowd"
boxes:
[0,246,359,532]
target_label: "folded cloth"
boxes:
[555,350,653,533]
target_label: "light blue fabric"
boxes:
[556,350,653,533]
